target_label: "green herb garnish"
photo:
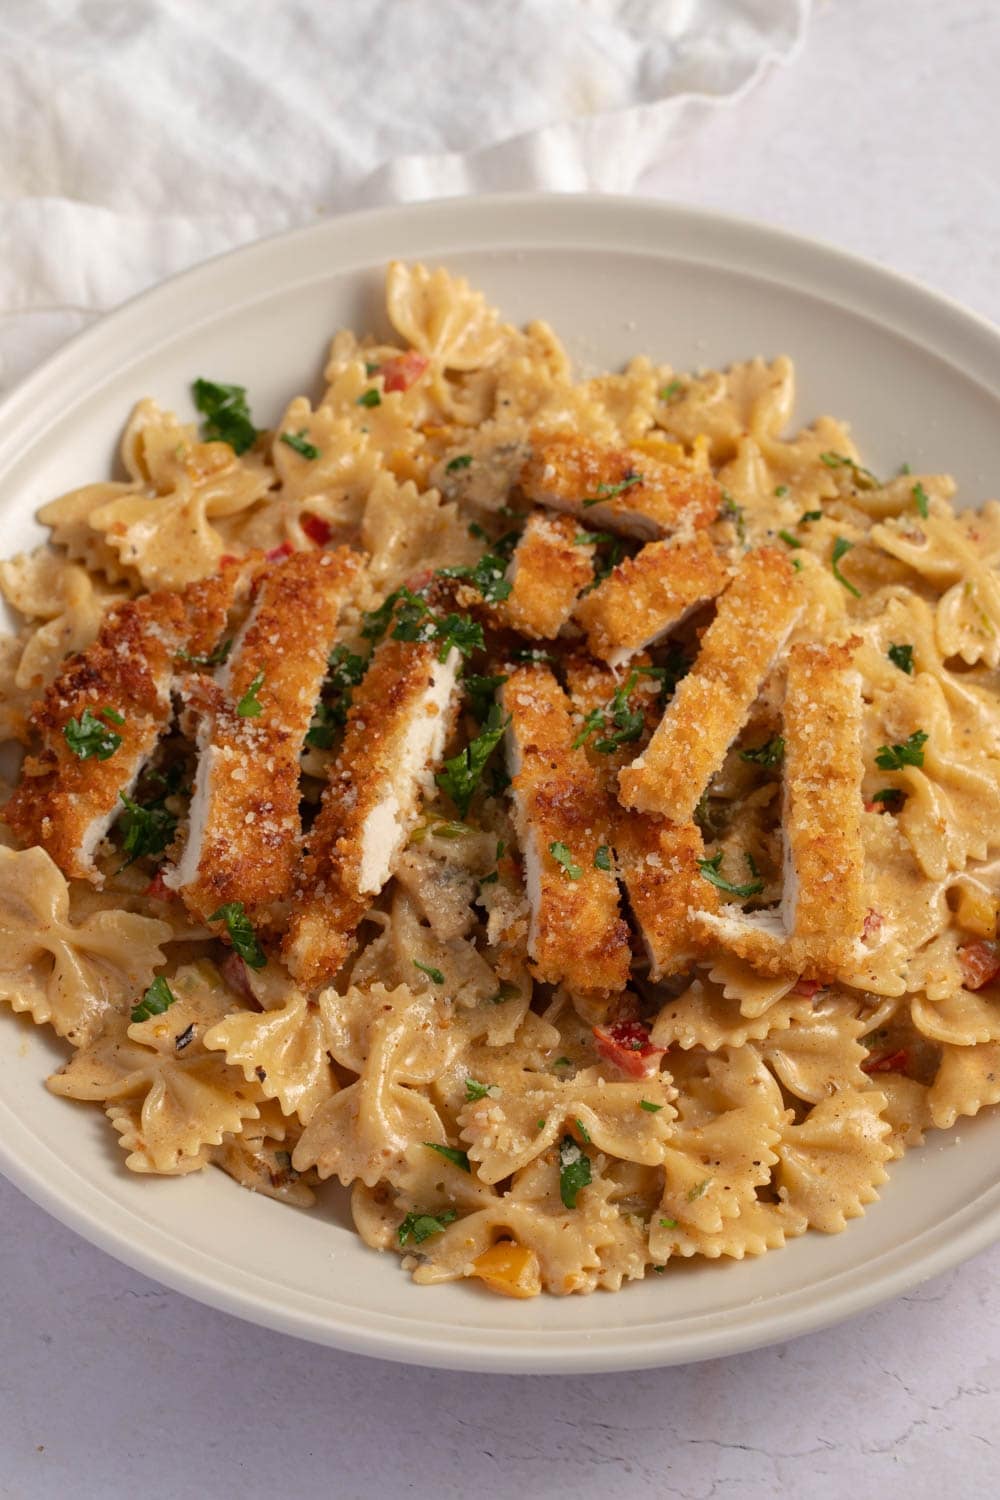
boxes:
[207,901,266,968]
[397,1209,456,1246]
[800,509,822,523]
[696,851,764,899]
[559,1136,592,1208]
[550,841,582,880]
[582,472,643,507]
[739,735,784,767]
[820,451,878,489]
[465,1079,496,1102]
[659,380,683,402]
[775,485,789,498]
[236,671,265,718]
[280,429,320,460]
[177,637,233,669]
[687,1178,713,1202]
[777,529,802,549]
[446,454,473,472]
[463,673,508,723]
[875,731,928,771]
[436,703,508,817]
[640,1101,663,1113]
[720,492,747,546]
[118,791,178,868]
[192,379,258,454]
[572,671,645,754]
[871,788,906,809]
[575,1119,592,1144]
[64,707,123,761]
[913,481,930,518]
[357,389,381,408]
[593,845,612,871]
[437,552,512,604]
[888,643,915,675]
[831,536,862,597]
[413,960,445,986]
[130,976,177,1024]
[424,1143,470,1172]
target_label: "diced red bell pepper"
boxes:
[300,512,332,547]
[379,351,429,392]
[958,939,1000,991]
[593,1020,665,1079]
[861,1047,909,1075]
[265,541,295,563]
[791,978,824,997]
[143,870,173,901]
[403,567,435,594]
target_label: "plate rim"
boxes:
[1,191,999,1373]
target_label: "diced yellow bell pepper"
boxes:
[472,1240,542,1299]
[954,881,1000,939]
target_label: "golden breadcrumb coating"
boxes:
[4,561,244,883]
[503,510,595,639]
[616,814,718,978]
[284,634,460,988]
[502,662,630,995]
[169,548,362,925]
[618,547,804,820]
[520,430,720,540]
[575,531,728,667]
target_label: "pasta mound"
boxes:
[2,261,999,1298]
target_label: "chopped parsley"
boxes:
[871,787,906,809]
[696,850,764,899]
[888,643,915,675]
[397,1209,456,1246]
[572,671,645,754]
[912,481,930,518]
[467,521,488,541]
[799,509,822,523]
[659,1216,678,1228]
[437,552,513,604]
[465,1079,496,1101]
[356,388,381,408]
[131,976,177,1024]
[305,645,367,749]
[640,1100,663,1113]
[436,703,508,817]
[446,454,473,472]
[719,492,747,546]
[831,536,862,597]
[63,707,123,761]
[553,1056,573,1070]
[362,588,484,662]
[176,637,233,669]
[423,1143,470,1172]
[550,841,582,880]
[777,529,802,549]
[280,429,320,460]
[463,672,508,723]
[489,981,521,1006]
[575,1119,592,1145]
[192,379,258,454]
[118,790,178,868]
[582,472,642,507]
[875,730,928,771]
[593,845,612,871]
[659,379,683,402]
[236,670,265,718]
[775,485,790,498]
[574,530,613,546]
[558,1136,592,1208]
[207,901,266,968]
[687,1177,713,1202]
[819,451,879,490]
[739,735,784,767]
[413,960,445,986]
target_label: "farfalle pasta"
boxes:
[2,262,1000,1297]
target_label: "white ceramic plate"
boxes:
[2,195,999,1374]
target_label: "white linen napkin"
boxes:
[0,0,808,393]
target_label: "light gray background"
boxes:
[3,2,1000,1495]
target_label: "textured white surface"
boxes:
[2,0,1000,1495]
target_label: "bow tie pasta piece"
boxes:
[877,1074,934,1159]
[651,1194,808,1264]
[775,1089,892,1233]
[386,261,508,375]
[213,1100,317,1207]
[0,846,171,1047]
[701,955,801,1020]
[457,1065,675,1185]
[360,471,474,592]
[761,993,870,1104]
[651,975,815,1054]
[48,962,262,1174]
[203,988,338,1127]
[928,1040,1000,1131]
